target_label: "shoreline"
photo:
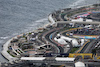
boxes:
[1,3,100,63]
[1,13,56,63]
[1,37,18,63]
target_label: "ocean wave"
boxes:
[69,0,85,8]
[0,37,9,40]
[28,18,48,28]
[35,18,48,23]
[19,18,49,34]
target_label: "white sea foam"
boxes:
[12,18,48,36]
[69,0,85,8]
[0,37,9,40]
[29,18,48,28]
[35,18,48,23]
[22,17,49,34]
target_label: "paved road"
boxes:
[61,28,97,53]
[44,29,64,53]
[84,39,99,53]
[79,40,91,53]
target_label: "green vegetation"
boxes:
[7,50,10,53]
[70,47,79,53]
[18,49,23,53]
[29,32,32,35]
[25,37,27,40]
[23,35,25,38]
[92,48,96,55]
[7,50,15,57]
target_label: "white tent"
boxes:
[61,36,79,47]
[71,18,92,22]
[57,34,61,36]
[84,25,92,28]
[72,39,79,47]
[54,35,79,47]
[57,39,68,44]
[75,61,85,67]
[21,57,45,61]
[61,36,72,42]
[55,57,75,61]
[81,39,85,46]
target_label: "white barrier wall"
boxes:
[48,14,56,25]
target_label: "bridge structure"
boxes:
[55,21,100,27]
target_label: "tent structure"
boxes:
[75,61,85,67]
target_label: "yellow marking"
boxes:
[69,53,93,59]
[61,27,82,34]
[76,40,90,53]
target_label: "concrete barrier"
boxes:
[1,38,18,63]
[48,14,56,25]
